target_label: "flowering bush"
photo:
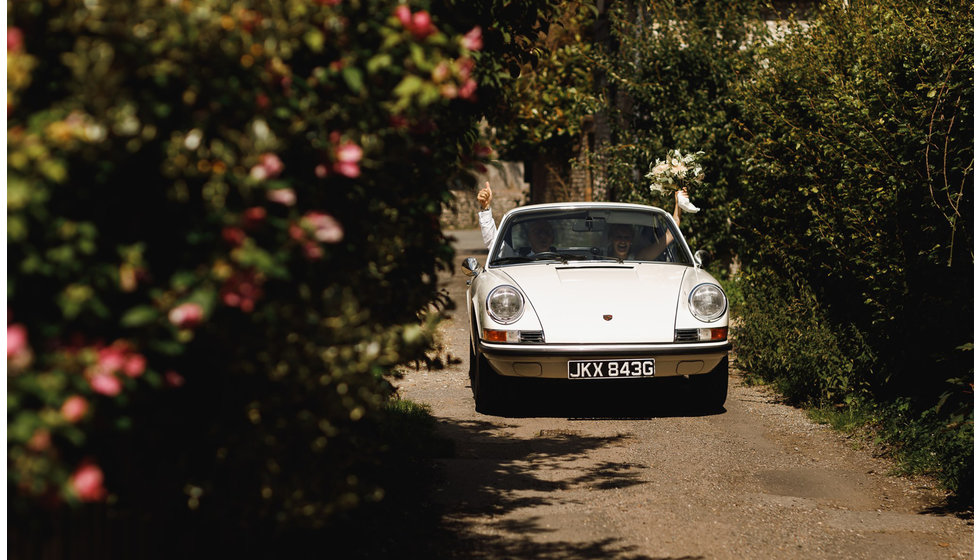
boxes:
[645,149,705,196]
[7,0,555,537]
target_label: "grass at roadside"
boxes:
[724,273,973,511]
[806,399,973,510]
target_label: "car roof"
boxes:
[501,201,668,219]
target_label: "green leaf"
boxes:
[120,305,159,328]
[342,67,364,94]
[367,53,392,75]
[148,339,185,356]
[40,160,68,183]
[304,29,325,53]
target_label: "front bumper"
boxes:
[477,340,731,379]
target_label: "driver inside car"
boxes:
[493,219,555,258]
[523,220,556,255]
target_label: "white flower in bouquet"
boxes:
[646,149,705,195]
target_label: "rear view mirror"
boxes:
[571,216,607,232]
[694,250,709,268]
[461,257,480,276]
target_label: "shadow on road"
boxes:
[312,409,711,559]
[415,417,707,560]
[478,376,728,420]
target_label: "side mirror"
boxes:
[694,250,709,268]
[461,257,480,277]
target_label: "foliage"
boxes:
[731,271,875,405]
[588,0,770,265]
[878,396,974,503]
[7,0,552,534]
[487,0,603,160]
[733,0,973,406]
[730,0,973,497]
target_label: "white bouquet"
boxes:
[645,149,704,213]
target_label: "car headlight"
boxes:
[487,285,524,324]
[689,283,727,322]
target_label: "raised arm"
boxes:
[636,190,683,261]
[476,182,496,249]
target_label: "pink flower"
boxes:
[123,354,146,378]
[336,141,362,164]
[7,323,28,357]
[267,188,296,206]
[462,26,483,51]
[70,462,107,502]
[459,78,478,101]
[220,270,263,312]
[169,302,204,329]
[61,395,89,423]
[333,161,360,178]
[222,291,241,308]
[249,152,283,181]
[260,153,284,177]
[7,28,24,53]
[395,6,437,40]
[457,56,475,80]
[28,429,51,452]
[222,226,247,246]
[409,11,437,39]
[394,5,412,27]
[90,373,122,396]
[302,212,344,243]
[333,141,362,178]
[164,370,185,388]
[243,206,267,228]
[303,242,324,260]
[315,164,329,178]
[97,344,128,373]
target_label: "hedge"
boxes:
[7,0,556,545]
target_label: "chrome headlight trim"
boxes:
[688,283,728,323]
[487,285,525,325]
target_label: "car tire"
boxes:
[473,352,507,414]
[690,355,728,411]
[468,338,478,387]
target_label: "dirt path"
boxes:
[394,229,973,560]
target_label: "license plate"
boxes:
[568,359,655,379]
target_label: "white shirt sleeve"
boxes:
[478,209,497,249]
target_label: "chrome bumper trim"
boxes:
[478,340,731,356]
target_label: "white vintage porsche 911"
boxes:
[461,202,730,414]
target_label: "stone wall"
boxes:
[440,161,530,230]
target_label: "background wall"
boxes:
[441,161,529,229]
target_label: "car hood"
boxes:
[500,263,689,344]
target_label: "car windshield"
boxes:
[489,207,692,266]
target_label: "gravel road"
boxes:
[394,229,973,560]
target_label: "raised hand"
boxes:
[477,181,493,210]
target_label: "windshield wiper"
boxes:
[529,251,568,264]
[492,252,590,266]
[490,256,533,266]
